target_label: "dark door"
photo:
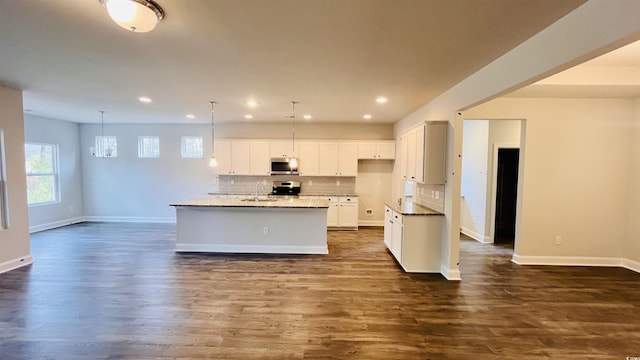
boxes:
[494,148,519,244]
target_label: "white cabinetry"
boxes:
[399,122,446,184]
[302,196,358,230]
[357,141,395,159]
[270,141,299,158]
[214,140,270,175]
[319,142,358,176]
[383,205,442,272]
[298,141,319,176]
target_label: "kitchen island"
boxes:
[170,197,329,254]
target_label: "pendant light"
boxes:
[209,101,218,167]
[288,101,298,170]
[99,0,164,33]
[91,110,112,158]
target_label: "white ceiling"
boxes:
[0,0,586,124]
[506,40,640,98]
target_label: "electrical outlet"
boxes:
[336,180,341,186]
[555,236,562,245]
[231,179,235,184]
[263,226,269,235]
[435,191,440,199]
[309,180,313,186]
[262,179,267,186]
[365,208,373,215]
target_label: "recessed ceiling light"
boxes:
[363,114,372,120]
[139,96,152,103]
[246,100,258,107]
[244,114,253,119]
[186,114,195,119]
[376,97,388,104]
[304,114,312,120]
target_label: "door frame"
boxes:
[489,143,520,243]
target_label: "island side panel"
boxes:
[174,206,328,254]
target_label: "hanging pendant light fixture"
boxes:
[288,101,298,170]
[209,101,218,167]
[99,0,164,33]
[99,110,114,158]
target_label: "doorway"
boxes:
[494,148,519,245]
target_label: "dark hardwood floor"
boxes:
[1,223,639,359]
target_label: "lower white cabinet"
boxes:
[302,196,358,230]
[383,205,442,272]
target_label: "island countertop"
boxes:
[170,197,329,208]
[385,201,444,216]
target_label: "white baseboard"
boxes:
[511,254,635,270]
[29,217,85,234]
[82,216,175,223]
[440,263,462,280]
[460,227,491,243]
[175,243,328,255]
[0,255,33,274]
[358,220,384,227]
[621,258,640,273]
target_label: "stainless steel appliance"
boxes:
[270,157,299,175]
[272,181,301,196]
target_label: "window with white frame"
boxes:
[95,136,117,158]
[25,142,59,205]
[138,136,160,158]
[181,136,203,158]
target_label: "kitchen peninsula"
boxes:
[170,197,330,254]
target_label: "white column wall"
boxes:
[625,100,640,265]
[460,120,489,241]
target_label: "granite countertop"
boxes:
[208,192,358,197]
[171,197,329,209]
[385,201,444,216]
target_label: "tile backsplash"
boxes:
[216,175,356,195]
[413,183,445,213]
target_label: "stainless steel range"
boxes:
[272,181,301,196]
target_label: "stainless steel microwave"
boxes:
[270,157,299,175]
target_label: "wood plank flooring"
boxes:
[1,222,639,359]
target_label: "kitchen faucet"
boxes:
[255,181,266,200]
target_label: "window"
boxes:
[95,136,117,158]
[25,143,59,205]
[181,136,203,158]
[404,180,414,197]
[138,136,160,158]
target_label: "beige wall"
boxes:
[625,100,640,264]
[0,84,31,273]
[356,160,393,225]
[215,123,393,140]
[466,97,632,260]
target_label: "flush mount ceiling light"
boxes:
[376,97,388,104]
[99,0,164,33]
[138,96,152,103]
[363,114,372,120]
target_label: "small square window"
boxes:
[181,136,203,158]
[95,136,117,158]
[138,136,160,158]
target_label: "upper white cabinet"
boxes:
[214,140,269,176]
[400,122,446,184]
[357,141,395,159]
[298,141,319,176]
[250,141,270,175]
[319,142,358,176]
[270,140,299,158]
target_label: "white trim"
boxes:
[175,243,328,255]
[489,142,520,243]
[358,220,384,227]
[0,255,33,274]
[29,216,84,233]
[440,263,462,280]
[512,254,622,267]
[622,258,640,273]
[460,226,491,243]
[82,216,175,223]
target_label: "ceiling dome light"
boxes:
[99,0,164,33]
[244,114,253,119]
[186,114,195,119]
[363,114,372,120]
[139,96,152,103]
[376,97,388,104]
[246,100,258,107]
[303,114,312,120]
